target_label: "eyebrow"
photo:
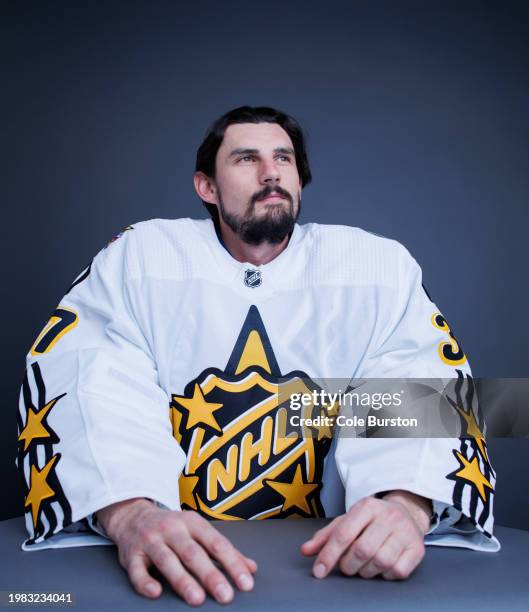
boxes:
[228,146,295,158]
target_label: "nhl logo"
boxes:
[170,305,331,521]
[244,268,262,288]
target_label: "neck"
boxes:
[217,219,291,265]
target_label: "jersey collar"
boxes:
[206,218,302,270]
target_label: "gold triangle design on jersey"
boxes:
[235,330,271,374]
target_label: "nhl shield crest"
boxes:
[170,306,333,520]
[243,269,262,288]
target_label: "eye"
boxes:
[277,155,292,162]
[238,155,256,162]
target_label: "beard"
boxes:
[218,185,301,246]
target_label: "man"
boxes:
[17,106,499,606]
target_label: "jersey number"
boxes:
[30,307,78,356]
[431,313,467,366]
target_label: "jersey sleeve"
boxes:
[334,242,499,552]
[16,227,186,550]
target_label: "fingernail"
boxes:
[313,563,327,579]
[214,583,233,603]
[184,587,203,605]
[144,582,158,596]
[238,573,254,591]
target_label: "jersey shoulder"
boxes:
[116,217,216,280]
[299,222,413,288]
[306,222,405,254]
[122,217,199,247]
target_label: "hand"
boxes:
[96,498,257,605]
[300,491,432,581]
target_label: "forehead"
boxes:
[218,122,294,156]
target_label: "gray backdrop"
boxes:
[3,1,528,528]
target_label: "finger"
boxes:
[146,542,206,606]
[339,518,394,578]
[357,535,403,579]
[190,521,255,592]
[312,500,375,578]
[168,535,236,604]
[244,555,258,573]
[211,552,257,573]
[382,544,425,581]
[127,554,163,599]
[300,518,341,556]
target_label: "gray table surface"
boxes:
[1,517,528,611]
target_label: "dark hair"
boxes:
[195,106,312,223]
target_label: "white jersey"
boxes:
[16,219,499,552]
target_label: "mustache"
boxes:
[250,185,293,206]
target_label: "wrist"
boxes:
[96,497,153,542]
[380,490,433,535]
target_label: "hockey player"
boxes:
[17,106,498,606]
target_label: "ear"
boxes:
[194,171,219,205]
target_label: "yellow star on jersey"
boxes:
[18,397,61,451]
[313,414,334,441]
[265,464,319,514]
[172,384,223,433]
[325,400,341,418]
[455,406,488,462]
[179,473,199,510]
[25,455,59,528]
[454,451,493,502]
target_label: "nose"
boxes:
[258,159,281,185]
